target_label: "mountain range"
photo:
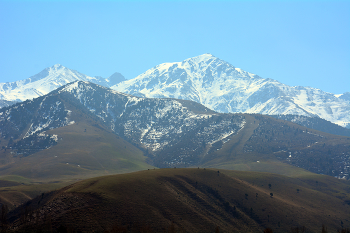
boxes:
[0,64,125,104]
[1,54,349,129]
[111,54,350,128]
[0,81,349,181]
[0,80,349,233]
[1,56,350,233]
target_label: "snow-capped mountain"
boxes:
[0,81,245,167]
[0,64,125,108]
[1,81,349,177]
[112,54,350,128]
[1,55,349,128]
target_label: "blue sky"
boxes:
[0,0,349,94]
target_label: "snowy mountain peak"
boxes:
[149,54,227,76]
[182,53,233,70]
[1,54,349,129]
[112,54,350,128]
[51,63,64,69]
[44,64,69,75]
[183,53,216,62]
[0,65,124,105]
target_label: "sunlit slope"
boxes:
[9,168,350,233]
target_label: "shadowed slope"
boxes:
[8,168,350,233]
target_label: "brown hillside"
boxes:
[8,168,350,233]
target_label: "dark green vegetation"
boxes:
[7,168,350,232]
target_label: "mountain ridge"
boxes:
[1,81,349,180]
[0,64,125,106]
[1,54,349,128]
[111,54,350,128]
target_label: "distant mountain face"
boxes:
[339,92,350,102]
[270,114,350,137]
[0,64,126,108]
[52,82,246,167]
[1,55,348,128]
[112,54,350,128]
[0,100,18,109]
[0,81,245,168]
[1,81,349,179]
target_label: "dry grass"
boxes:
[9,168,350,233]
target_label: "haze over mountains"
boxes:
[0,54,349,129]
